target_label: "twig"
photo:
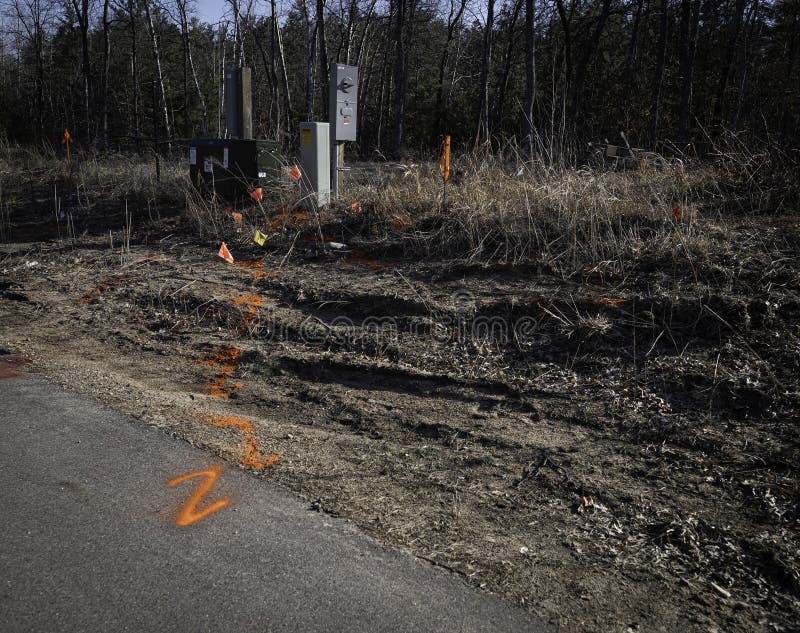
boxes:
[279,230,301,270]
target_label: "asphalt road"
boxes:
[0,355,552,632]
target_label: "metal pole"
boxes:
[331,140,339,201]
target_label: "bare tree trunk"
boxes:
[353,0,378,67]
[317,0,329,114]
[678,0,701,147]
[648,0,669,148]
[570,0,612,119]
[521,0,536,155]
[392,0,407,154]
[434,0,467,135]
[70,0,91,143]
[302,0,315,120]
[732,0,761,131]
[177,0,207,136]
[493,0,523,132]
[272,0,294,138]
[714,0,747,121]
[476,0,495,144]
[623,0,644,81]
[555,0,575,116]
[779,4,799,144]
[128,0,141,152]
[144,0,171,147]
[102,0,112,148]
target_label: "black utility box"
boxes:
[189,138,283,202]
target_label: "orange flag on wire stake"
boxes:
[250,188,263,202]
[288,165,302,181]
[439,135,451,183]
[62,128,73,163]
[218,242,234,264]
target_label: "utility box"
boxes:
[299,122,330,207]
[328,64,358,142]
[225,67,252,139]
[189,138,283,201]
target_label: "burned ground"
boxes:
[1,159,799,632]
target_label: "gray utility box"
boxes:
[299,122,330,207]
[328,64,358,142]
[189,138,283,202]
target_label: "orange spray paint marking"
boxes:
[167,466,231,526]
[199,346,243,397]
[235,259,266,280]
[203,414,281,470]
[339,252,394,271]
[78,276,129,304]
[232,294,262,332]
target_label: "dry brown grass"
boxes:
[2,136,795,280]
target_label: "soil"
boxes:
[1,192,799,632]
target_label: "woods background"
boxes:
[0,0,798,157]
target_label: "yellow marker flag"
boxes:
[253,230,267,246]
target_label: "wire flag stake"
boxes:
[439,135,450,212]
[62,128,73,166]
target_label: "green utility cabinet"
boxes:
[189,138,283,201]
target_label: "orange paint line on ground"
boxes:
[78,276,129,304]
[199,346,243,398]
[167,465,231,526]
[231,294,262,332]
[339,252,395,271]
[203,414,281,470]
[235,259,266,279]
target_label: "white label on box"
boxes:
[189,147,197,165]
[223,147,229,168]
[204,159,213,173]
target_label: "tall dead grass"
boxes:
[335,136,797,276]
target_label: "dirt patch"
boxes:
[1,211,798,633]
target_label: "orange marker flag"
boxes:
[218,242,234,264]
[231,212,243,224]
[288,165,302,181]
[250,188,263,202]
[438,135,451,183]
[62,128,73,163]
[350,201,362,213]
